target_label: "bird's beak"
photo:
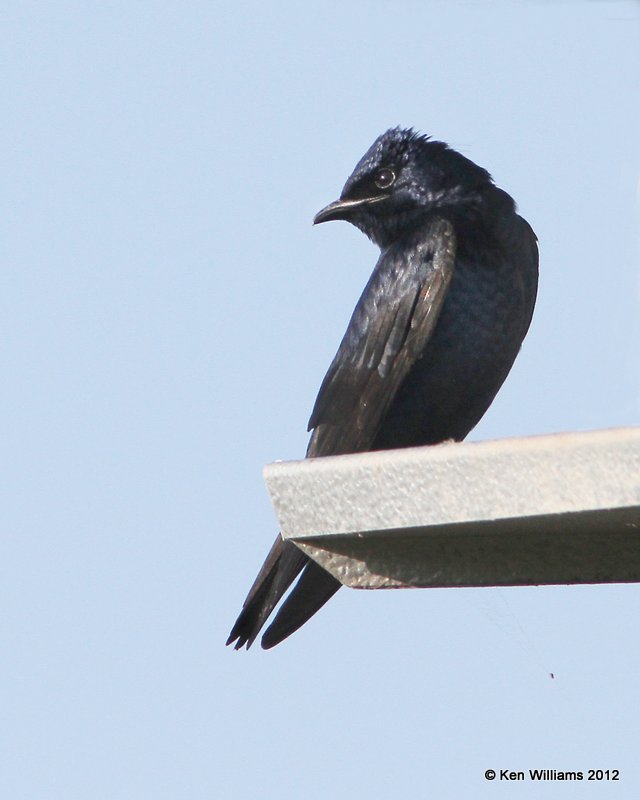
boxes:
[313,195,387,225]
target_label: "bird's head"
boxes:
[314,127,492,248]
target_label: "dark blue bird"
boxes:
[227,128,538,649]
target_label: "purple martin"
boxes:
[227,127,538,650]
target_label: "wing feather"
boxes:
[307,218,456,457]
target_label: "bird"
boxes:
[227,127,538,650]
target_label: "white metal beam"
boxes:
[263,427,640,589]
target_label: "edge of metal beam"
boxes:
[263,427,640,589]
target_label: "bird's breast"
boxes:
[373,246,534,449]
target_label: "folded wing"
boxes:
[227,217,457,649]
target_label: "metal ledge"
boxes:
[263,427,640,589]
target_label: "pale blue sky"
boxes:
[2,2,640,798]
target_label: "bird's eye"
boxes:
[374,168,396,189]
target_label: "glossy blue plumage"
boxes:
[228,128,538,649]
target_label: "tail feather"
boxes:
[226,537,306,650]
[261,560,341,649]
[226,536,341,650]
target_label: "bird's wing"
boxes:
[307,217,457,456]
[226,217,456,650]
